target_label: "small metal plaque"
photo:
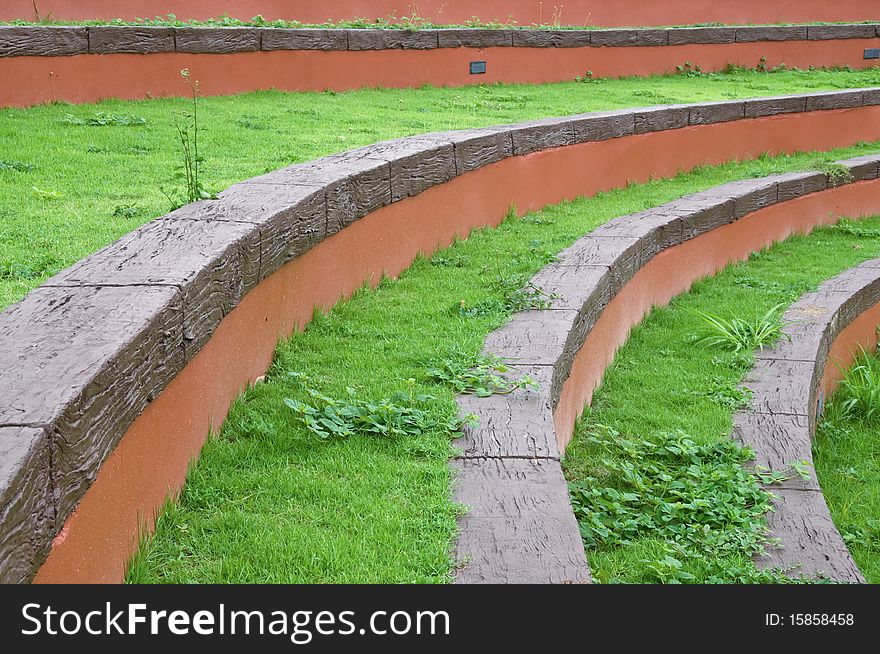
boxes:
[865,48,880,60]
[469,61,487,75]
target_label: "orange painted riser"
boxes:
[554,180,880,453]
[0,0,876,27]
[1,39,878,108]
[818,303,880,403]
[33,104,880,583]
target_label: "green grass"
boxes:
[125,141,880,583]
[563,216,880,583]
[815,350,880,583]
[5,16,878,29]
[1,67,879,309]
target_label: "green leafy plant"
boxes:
[687,376,752,410]
[62,112,147,126]
[161,69,211,209]
[693,303,790,352]
[112,204,142,220]
[675,61,704,77]
[0,160,35,172]
[568,424,813,583]
[457,274,557,318]
[575,70,599,83]
[30,186,59,200]
[430,252,472,268]
[827,219,880,238]
[283,372,474,440]
[820,162,855,186]
[426,353,538,397]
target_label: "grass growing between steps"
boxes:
[564,216,880,584]
[2,66,880,308]
[126,142,879,583]
[5,17,877,29]
[815,349,880,584]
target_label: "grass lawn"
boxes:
[4,17,877,29]
[1,67,879,309]
[815,352,880,583]
[564,216,880,583]
[126,141,880,583]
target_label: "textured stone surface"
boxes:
[775,171,828,202]
[456,149,879,585]
[0,286,184,523]
[88,26,174,54]
[175,27,260,53]
[483,310,579,366]
[455,366,558,459]
[735,26,809,42]
[805,89,865,111]
[0,427,53,584]
[261,28,348,51]
[744,95,808,118]
[715,177,780,218]
[531,264,612,313]
[668,27,736,45]
[441,127,514,173]
[451,457,591,584]
[1,25,877,57]
[757,489,864,583]
[807,24,878,40]
[44,216,260,355]
[212,182,327,277]
[688,101,746,126]
[347,29,438,50]
[633,106,690,134]
[732,413,818,491]
[0,26,86,56]
[671,193,737,239]
[742,358,817,418]
[590,208,684,255]
[437,29,512,48]
[255,151,391,235]
[510,30,591,48]
[555,236,643,291]
[838,154,880,181]
[590,29,667,47]
[510,117,575,155]
[570,110,635,142]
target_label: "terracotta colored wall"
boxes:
[818,303,880,403]
[2,38,878,108]
[32,105,880,583]
[3,1,877,27]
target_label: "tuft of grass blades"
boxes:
[824,346,880,424]
[692,303,790,352]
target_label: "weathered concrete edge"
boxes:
[0,23,877,56]
[458,152,880,583]
[0,90,877,584]
[732,261,880,583]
